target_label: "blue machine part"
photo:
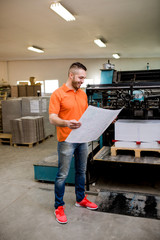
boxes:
[100,70,114,84]
[34,157,75,184]
[92,92,102,100]
[88,92,102,104]
[132,90,144,102]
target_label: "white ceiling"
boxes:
[0,0,160,61]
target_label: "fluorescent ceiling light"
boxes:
[94,39,106,48]
[28,46,44,53]
[50,2,75,21]
[112,53,120,59]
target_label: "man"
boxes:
[49,62,98,224]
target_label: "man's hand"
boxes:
[66,120,81,129]
[112,117,117,124]
[49,114,81,129]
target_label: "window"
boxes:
[44,80,59,94]
[81,79,94,88]
[94,78,100,85]
[81,78,101,89]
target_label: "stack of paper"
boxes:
[11,116,45,144]
[115,119,160,149]
[2,99,22,133]
[10,118,24,144]
[2,97,55,138]
[22,116,45,143]
[22,97,55,137]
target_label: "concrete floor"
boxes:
[0,136,160,240]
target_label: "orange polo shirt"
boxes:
[49,84,88,142]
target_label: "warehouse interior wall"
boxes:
[0,58,160,88]
[0,61,8,84]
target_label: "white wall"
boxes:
[3,58,160,87]
[0,61,8,84]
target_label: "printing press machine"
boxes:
[85,69,160,190]
[87,69,160,120]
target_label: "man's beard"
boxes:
[72,77,81,90]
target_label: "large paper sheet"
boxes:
[66,105,122,143]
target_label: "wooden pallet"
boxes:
[0,92,7,101]
[111,144,160,158]
[45,134,53,139]
[0,133,12,145]
[13,135,53,148]
[13,142,39,148]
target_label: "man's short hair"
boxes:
[68,62,87,76]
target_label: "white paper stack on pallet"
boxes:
[114,119,160,149]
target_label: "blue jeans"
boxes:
[54,141,88,209]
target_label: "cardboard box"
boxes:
[18,85,27,97]
[26,86,34,96]
[34,85,41,96]
[11,86,18,98]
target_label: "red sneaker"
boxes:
[75,195,98,210]
[54,206,68,224]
